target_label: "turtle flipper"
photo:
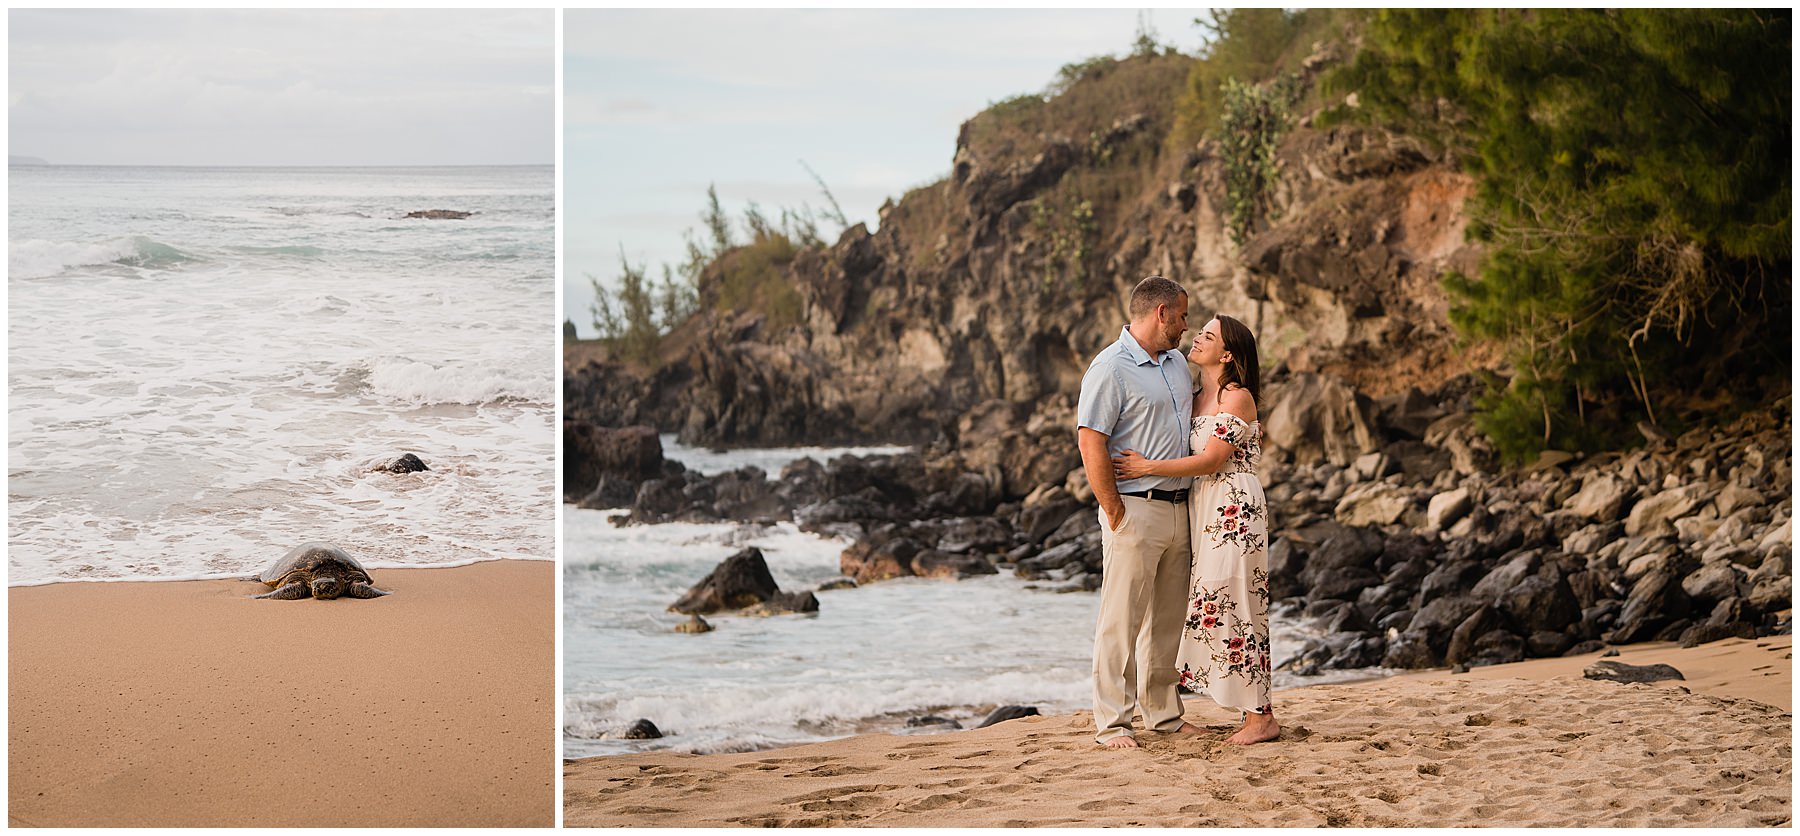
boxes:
[345,582,391,599]
[253,582,311,600]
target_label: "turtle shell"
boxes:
[259,542,372,585]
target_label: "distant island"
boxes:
[10,156,50,166]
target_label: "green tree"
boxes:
[1332,9,1791,459]
[1171,9,1306,143]
[702,183,734,254]
[589,247,661,366]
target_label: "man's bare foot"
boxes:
[1225,713,1279,745]
[1102,735,1140,749]
[1175,721,1203,734]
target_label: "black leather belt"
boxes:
[1119,488,1189,503]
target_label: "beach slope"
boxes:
[10,560,553,827]
[564,638,1789,827]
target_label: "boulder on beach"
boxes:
[1583,660,1685,684]
[976,705,1040,729]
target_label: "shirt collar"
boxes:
[1118,325,1176,367]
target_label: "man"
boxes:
[1076,275,1200,748]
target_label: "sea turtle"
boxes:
[254,542,391,600]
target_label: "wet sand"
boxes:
[564,636,1790,827]
[10,559,554,827]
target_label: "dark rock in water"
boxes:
[380,453,430,473]
[1018,497,1085,544]
[912,549,998,579]
[404,209,473,220]
[1583,660,1685,684]
[674,614,713,634]
[566,423,666,505]
[935,517,1011,554]
[669,547,792,615]
[619,719,662,739]
[816,578,857,592]
[906,715,962,730]
[842,536,922,584]
[741,590,820,617]
[976,705,1040,728]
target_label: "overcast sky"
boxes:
[566,8,1211,336]
[9,9,553,167]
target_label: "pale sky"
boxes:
[8,9,554,166]
[566,8,1211,336]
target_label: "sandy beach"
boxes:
[564,636,1790,827]
[10,559,554,827]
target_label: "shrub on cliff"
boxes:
[1328,9,1792,460]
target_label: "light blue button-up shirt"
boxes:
[1076,325,1194,494]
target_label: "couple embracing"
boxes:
[1077,275,1277,749]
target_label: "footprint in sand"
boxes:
[786,763,876,778]
[903,791,994,812]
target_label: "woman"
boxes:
[1112,314,1277,745]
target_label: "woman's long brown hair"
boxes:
[1215,314,1260,406]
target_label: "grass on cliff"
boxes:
[709,233,804,331]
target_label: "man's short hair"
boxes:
[1128,275,1186,319]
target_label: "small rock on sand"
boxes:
[1583,660,1685,684]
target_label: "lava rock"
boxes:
[976,705,1041,728]
[619,719,662,739]
[674,614,713,634]
[1582,660,1685,684]
[380,453,430,474]
[906,715,962,729]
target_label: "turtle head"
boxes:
[309,574,346,600]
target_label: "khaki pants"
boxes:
[1092,494,1192,743]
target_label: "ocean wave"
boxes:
[229,244,327,257]
[9,235,197,279]
[366,357,553,405]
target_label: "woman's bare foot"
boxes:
[1102,735,1140,749]
[1225,712,1279,745]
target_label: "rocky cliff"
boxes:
[565,49,1494,484]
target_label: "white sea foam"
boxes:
[8,236,161,279]
[9,165,554,585]
[368,357,554,406]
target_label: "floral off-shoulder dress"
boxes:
[1176,412,1273,715]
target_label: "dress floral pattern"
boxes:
[1177,412,1273,715]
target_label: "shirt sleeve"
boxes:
[1077,359,1121,435]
